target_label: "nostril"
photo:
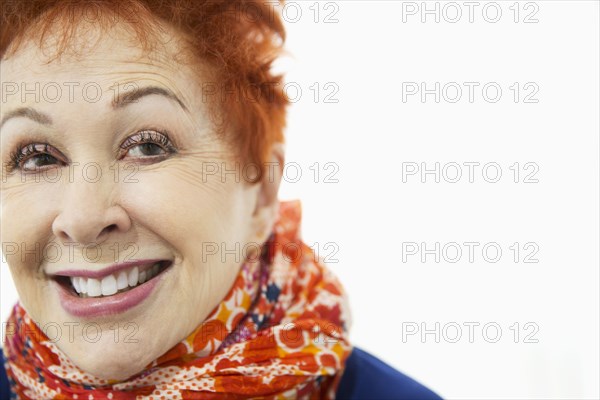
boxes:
[58,231,71,241]
[100,224,118,237]
[52,205,130,245]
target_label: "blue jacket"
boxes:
[0,346,442,399]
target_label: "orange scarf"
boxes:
[3,200,352,399]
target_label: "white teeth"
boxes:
[101,275,118,296]
[87,278,102,297]
[138,270,147,284]
[68,262,165,298]
[116,271,129,290]
[72,277,81,293]
[79,278,87,294]
[128,267,139,287]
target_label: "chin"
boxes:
[67,338,155,381]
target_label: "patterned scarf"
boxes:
[3,200,352,399]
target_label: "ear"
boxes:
[250,142,285,244]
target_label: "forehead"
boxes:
[0,20,204,114]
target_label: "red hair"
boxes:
[1,0,289,182]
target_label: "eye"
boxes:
[127,142,166,157]
[5,143,65,173]
[119,130,176,160]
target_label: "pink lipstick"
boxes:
[51,260,173,318]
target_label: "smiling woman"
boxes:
[0,1,441,399]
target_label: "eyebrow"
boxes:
[113,86,188,111]
[0,86,188,129]
[0,107,52,129]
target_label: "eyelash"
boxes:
[4,129,177,174]
[4,142,60,174]
[119,129,177,159]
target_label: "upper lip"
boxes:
[49,259,167,280]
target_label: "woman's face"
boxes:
[0,22,277,380]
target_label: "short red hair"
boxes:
[1,0,289,182]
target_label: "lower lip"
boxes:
[54,267,169,318]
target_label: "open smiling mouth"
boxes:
[51,260,173,317]
[54,260,173,298]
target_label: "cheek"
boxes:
[1,182,60,270]
[118,162,249,254]
[1,183,62,320]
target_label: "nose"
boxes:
[52,177,131,246]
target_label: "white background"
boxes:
[2,1,599,398]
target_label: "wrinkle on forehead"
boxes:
[1,11,215,97]
[1,17,218,131]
